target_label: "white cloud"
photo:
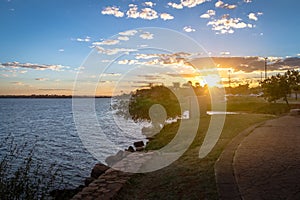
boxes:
[248,13,258,21]
[215,0,237,9]
[101,6,124,18]
[181,0,208,8]
[200,9,215,18]
[139,8,158,20]
[160,13,174,20]
[144,1,156,7]
[297,54,300,56]
[118,36,129,41]
[95,47,137,55]
[126,5,159,20]
[58,49,64,52]
[168,0,209,9]
[101,73,122,77]
[126,4,140,18]
[92,39,119,46]
[183,26,196,32]
[220,51,230,55]
[76,36,91,42]
[135,53,160,60]
[140,32,154,40]
[168,2,183,9]
[119,30,138,36]
[1,62,67,71]
[244,0,252,3]
[207,14,248,34]
[215,0,224,8]
[117,59,138,65]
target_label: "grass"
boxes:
[115,97,298,199]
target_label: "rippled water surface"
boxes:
[0,98,145,188]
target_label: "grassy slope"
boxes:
[115,97,296,200]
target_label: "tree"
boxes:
[261,70,300,105]
[288,70,300,100]
[128,85,180,121]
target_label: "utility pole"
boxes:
[264,57,268,79]
[228,70,231,88]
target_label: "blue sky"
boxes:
[1,0,300,95]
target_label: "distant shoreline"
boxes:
[0,95,112,98]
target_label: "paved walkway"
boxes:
[215,115,300,200]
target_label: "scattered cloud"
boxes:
[168,2,183,9]
[126,4,140,18]
[1,62,67,71]
[215,0,237,9]
[118,36,129,41]
[119,30,138,36]
[35,78,48,81]
[126,5,159,20]
[92,39,119,46]
[168,0,209,9]
[207,14,249,34]
[248,12,263,21]
[220,51,231,55]
[117,59,138,65]
[248,13,257,21]
[139,8,159,20]
[76,36,91,42]
[244,0,252,3]
[183,26,196,32]
[11,82,25,86]
[58,49,64,52]
[101,6,124,18]
[139,32,154,39]
[95,47,137,55]
[200,9,216,18]
[101,73,122,77]
[160,13,174,20]
[143,1,156,7]
[192,57,300,73]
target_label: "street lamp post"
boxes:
[228,69,231,88]
[264,57,268,79]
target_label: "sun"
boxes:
[201,75,222,87]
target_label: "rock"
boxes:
[84,177,95,187]
[50,185,84,200]
[134,141,144,148]
[126,146,135,152]
[105,151,124,166]
[91,163,110,179]
[135,146,144,151]
[290,109,300,116]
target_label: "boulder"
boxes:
[126,146,135,152]
[135,146,144,151]
[134,141,144,148]
[84,177,95,187]
[91,163,110,178]
[290,109,300,116]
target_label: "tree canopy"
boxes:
[261,70,300,105]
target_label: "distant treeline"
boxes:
[0,95,112,98]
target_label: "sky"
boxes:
[0,0,300,95]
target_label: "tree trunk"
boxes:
[284,96,290,107]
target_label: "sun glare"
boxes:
[202,75,222,87]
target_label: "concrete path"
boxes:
[215,115,300,200]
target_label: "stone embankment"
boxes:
[71,140,148,200]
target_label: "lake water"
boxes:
[0,98,146,188]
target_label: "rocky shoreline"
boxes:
[51,140,147,200]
